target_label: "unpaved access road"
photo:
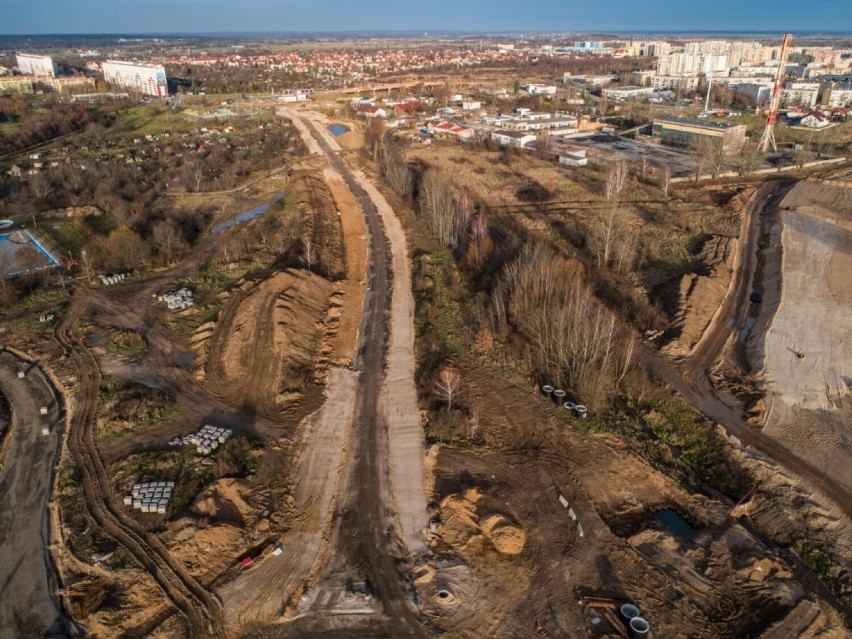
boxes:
[302,115,429,635]
[0,351,76,639]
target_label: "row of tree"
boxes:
[375,132,636,407]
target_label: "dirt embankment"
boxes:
[194,269,334,415]
[323,166,367,366]
[658,234,737,356]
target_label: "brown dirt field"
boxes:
[323,167,367,365]
[420,358,849,638]
[204,269,334,414]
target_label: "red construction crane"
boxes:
[758,33,792,153]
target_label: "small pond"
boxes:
[327,123,350,137]
[210,192,286,235]
[654,509,697,537]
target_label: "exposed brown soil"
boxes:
[199,269,334,415]
[659,234,736,356]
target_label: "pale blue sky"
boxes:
[3,0,851,35]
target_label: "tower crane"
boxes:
[758,33,792,153]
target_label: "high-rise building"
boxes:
[15,53,55,78]
[102,60,168,97]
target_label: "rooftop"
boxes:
[654,115,743,130]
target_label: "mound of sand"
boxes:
[438,488,526,556]
[190,478,253,525]
[479,514,526,555]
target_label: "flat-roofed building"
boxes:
[652,115,746,151]
[602,85,655,100]
[102,60,168,97]
[0,76,34,94]
[15,53,55,78]
[491,129,536,148]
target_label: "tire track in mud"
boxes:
[55,290,225,639]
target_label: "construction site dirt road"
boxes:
[0,350,77,639]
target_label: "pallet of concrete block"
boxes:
[192,424,232,454]
[158,287,194,311]
[99,273,127,286]
[125,480,175,514]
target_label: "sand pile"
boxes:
[190,478,254,525]
[437,488,526,556]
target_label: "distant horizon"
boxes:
[5,0,852,37]
[3,29,852,38]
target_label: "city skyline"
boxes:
[4,0,852,36]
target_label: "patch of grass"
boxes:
[42,220,90,256]
[413,251,472,378]
[112,104,196,137]
[169,305,219,339]
[792,540,852,614]
[83,210,118,236]
[96,376,175,441]
[104,330,146,358]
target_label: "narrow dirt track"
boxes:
[642,179,852,520]
[55,290,225,639]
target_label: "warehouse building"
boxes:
[102,60,168,97]
[652,115,747,151]
[15,53,55,78]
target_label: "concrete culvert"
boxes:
[620,603,640,620]
[542,384,554,395]
[563,401,576,413]
[553,389,566,402]
[574,404,588,419]
[629,617,650,637]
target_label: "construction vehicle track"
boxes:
[55,291,225,639]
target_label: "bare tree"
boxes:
[301,236,316,271]
[435,365,462,412]
[589,161,631,269]
[151,219,187,264]
[417,169,469,252]
[495,243,634,406]
[660,163,672,198]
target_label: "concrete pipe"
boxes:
[563,401,576,413]
[574,405,588,419]
[553,389,566,403]
[629,617,650,637]
[620,603,640,620]
[541,385,554,396]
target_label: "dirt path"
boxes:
[218,368,358,628]
[0,351,77,639]
[324,167,367,366]
[219,113,371,631]
[294,115,429,636]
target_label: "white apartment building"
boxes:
[781,82,820,108]
[15,53,55,78]
[657,52,702,77]
[102,60,168,97]
[827,83,852,108]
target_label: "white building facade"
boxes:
[15,53,55,78]
[102,60,168,97]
